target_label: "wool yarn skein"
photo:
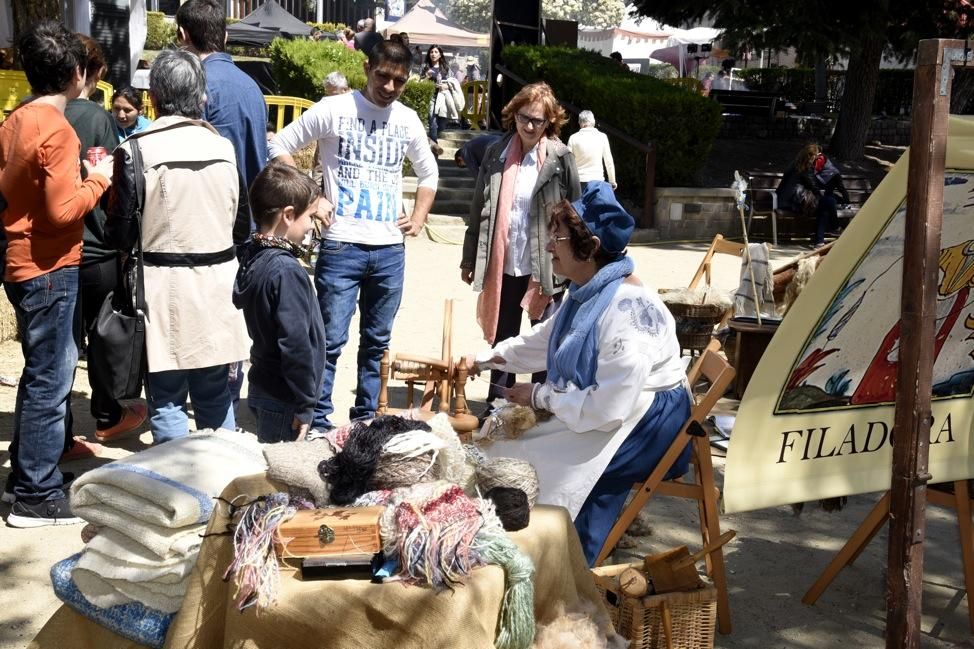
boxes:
[476,457,539,507]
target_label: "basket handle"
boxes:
[661,601,675,649]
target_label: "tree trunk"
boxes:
[829,31,885,160]
[11,0,63,42]
[814,56,827,103]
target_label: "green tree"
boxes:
[628,0,973,160]
[449,0,626,33]
[11,0,63,41]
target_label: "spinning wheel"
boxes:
[377,300,479,437]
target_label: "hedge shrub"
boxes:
[502,45,722,189]
[146,11,176,50]
[738,67,915,116]
[268,38,435,131]
[306,21,349,33]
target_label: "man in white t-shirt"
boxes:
[567,110,617,190]
[269,40,438,430]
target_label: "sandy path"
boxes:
[3,235,971,648]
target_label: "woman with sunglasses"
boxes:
[465,183,689,566]
[460,82,581,421]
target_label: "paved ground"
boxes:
[1,232,971,648]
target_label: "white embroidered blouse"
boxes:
[475,280,687,517]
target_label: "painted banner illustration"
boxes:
[724,116,974,513]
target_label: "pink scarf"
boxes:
[476,135,553,344]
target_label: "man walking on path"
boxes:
[568,110,617,191]
[0,22,115,527]
[269,40,438,431]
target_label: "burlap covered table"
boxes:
[29,473,610,649]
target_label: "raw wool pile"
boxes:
[476,402,539,444]
[56,429,266,643]
[476,457,540,507]
[780,256,818,316]
[532,601,629,649]
[659,286,734,310]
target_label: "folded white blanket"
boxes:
[81,528,198,584]
[71,429,266,531]
[73,564,189,614]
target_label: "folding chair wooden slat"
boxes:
[594,339,736,635]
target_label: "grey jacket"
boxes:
[461,132,581,296]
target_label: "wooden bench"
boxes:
[710,89,779,119]
[745,171,873,245]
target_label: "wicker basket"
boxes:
[592,563,717,649]
[661,302,726,320]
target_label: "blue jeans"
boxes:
[248,383,299,443]
[5,267,80,502]
[313,241,405,429]
[814,194,839,245]
[147,364,234,444]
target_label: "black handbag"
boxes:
[87,138,148,401]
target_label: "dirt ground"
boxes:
[3,232,973,648]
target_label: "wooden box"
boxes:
[275,506,384,559]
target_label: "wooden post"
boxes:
[885,38,953,648]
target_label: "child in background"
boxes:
[232,162,325,443]
[111,87,150,139]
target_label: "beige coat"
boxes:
[118,116,250,372]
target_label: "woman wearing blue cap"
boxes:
[466,181,690,566]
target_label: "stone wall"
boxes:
[654,188,742,241]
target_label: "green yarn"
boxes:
[474,508,536,649]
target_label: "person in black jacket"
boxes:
[65,34,146,449]
[233,162,326,442]
[776,143,839,247]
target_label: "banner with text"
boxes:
[725,116,974,513]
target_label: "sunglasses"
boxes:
[515,113,548,129]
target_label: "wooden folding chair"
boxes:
[803,480,974,633]
[594,339,737,635]
[687,234,747,329]
[377,299,479,436]
[687,234,746,291]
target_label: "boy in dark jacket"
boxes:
[233,162,325,442]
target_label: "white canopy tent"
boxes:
[649,26,723,76]
[383,0,488,48]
